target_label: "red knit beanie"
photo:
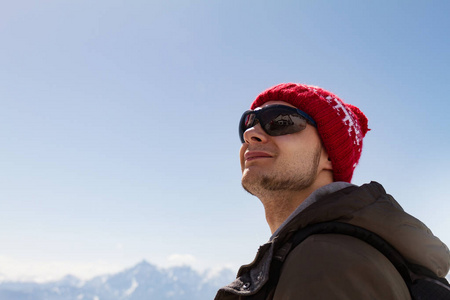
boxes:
[251,83,369,183]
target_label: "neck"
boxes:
[260,177,332,234]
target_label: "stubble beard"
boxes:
[241,146,322,196]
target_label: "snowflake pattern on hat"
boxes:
[325,96,363,147]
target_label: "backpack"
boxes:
[269,222,450,300]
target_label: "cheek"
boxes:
[272,136,300,156]
[276,130,320,159]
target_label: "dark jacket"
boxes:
[215,182,450,300]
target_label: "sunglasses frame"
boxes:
[239,105,317,143]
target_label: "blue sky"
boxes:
[0,1,449,281]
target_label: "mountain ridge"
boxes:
[0,260,235,300]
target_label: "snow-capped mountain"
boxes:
[0,260,235,300]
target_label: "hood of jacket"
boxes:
[216,182,450,298]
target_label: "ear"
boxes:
[320,147,333,171]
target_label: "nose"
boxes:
[242,124,269,144]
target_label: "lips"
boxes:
[244,151,273,161]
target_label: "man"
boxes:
[215,83,450,299]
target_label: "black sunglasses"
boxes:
[239,105,317,143]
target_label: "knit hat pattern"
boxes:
[250,83,369,183]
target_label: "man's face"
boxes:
[239,101,329,195]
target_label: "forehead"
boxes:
[254,100,296,110]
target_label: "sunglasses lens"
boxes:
[239,111,256,143]
[243,114,255,128]
[260,108,307,136]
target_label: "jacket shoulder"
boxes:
[273,233,411,300]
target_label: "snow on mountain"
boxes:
[0,260,235,300]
